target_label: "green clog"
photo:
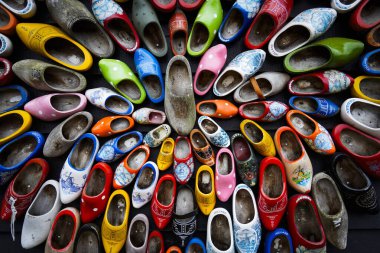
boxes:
[284,37,364,74]
[187,0,223,57]
[99,59,146,104]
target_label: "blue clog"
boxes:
[361,48,380,75]
[134,48,165,103]
[0,85,29,114]
[0,131,45,185]
[264,228,294,253]
[218,0,263,43]
[186,237,206,253]
[289,96,340,118]
[96,131,143,163]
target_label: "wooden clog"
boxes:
[169,9,188,56]
[92,116,134,137]
[196,100,238,119]
[0,85,28,114]
[351,76,380,104]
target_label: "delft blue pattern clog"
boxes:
[361,49,380,75]
[198,116,230,148]
[264,228,294,253]
[331,0,362,13]
[0,33,13,57]
[96,131,143,163]
[186,237,206,253]
[0,85,29,114]
[289,96,340,118]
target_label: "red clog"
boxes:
[239,101,289,122]
[173,136,194,184]
[169,9,188,56]
[80,162,113,224]
[147,230,164,253]
[150,174,176,229]
[350,0,380,31]
[332,124,380,179]
[245,0,293,49]
[258,157,287,231]
[179,0,205,11]
[151,0,176,12]
[0,58,13,86]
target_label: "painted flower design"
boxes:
[236,0,262,19]
[98,145,115,161]
[314,132,333,151]
[114,164,135,187]
[294,8,336,35]
[92,0,123,25]
[210,131,230,147]
[324,70,351,93]
[230,51,265,79]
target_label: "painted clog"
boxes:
[0,110,32,145]
[157,138,175,171]
[351,76,380,104]
[0,5,17,36]
[92,115,134,137]
[186,237,206,253]
[16,23,92,71]
[213,49,266,97]
[207,209,234,253]
[239,101,289,122]
[274,126,313,193]
[289,96,339,118]
[187,0,223,57]
[190,129,215,166]
[198,116,230,148]
[268,8,337,57]
[284,37,364,74]
[74,223,101,253]
[86,87,134,115]
[150,0,176,12]
[264,228,293,253]
[331,0,362,13]
[143,124,171,148]
[0,58,13,85]
[361,49,380,75]
[0,33,12,57]
[193,44,227,96]
[367,24,380,47]
[12,59,87,92]
[350,0,380,31]
[126,214,149,253]
[215,148,235,202]
[169,9,188,56]
[167,246,182,253]
[195,165,216,216]
[147,230,164,253]
[132,108,166,125]
[286,110,336,155]
[0,85,28,114]
[196,99,238,119]
[179,0,204,11]
[240,119,276,157]
[99,59,146,104]
[0,0,36,18]
[173,136,194,184]
[132,161,159,209]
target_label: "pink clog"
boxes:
[215,148,236,202]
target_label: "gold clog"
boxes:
[351,76,380,104]
[0,110,32,145]
[157,137,175,171]
[195,165,216,216]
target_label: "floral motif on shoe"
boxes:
[228,50,266,80]
[236,0,262,19]
[293,8,336,35]
[209,131,230,147]
[92,0,123,25]
[174,157,194,184]
[264,102,288,121]
[323,70,352,93]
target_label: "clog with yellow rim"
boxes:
[195,165,216,216]
[351,76,380,104]
[101,189,130,253]
[240,119,276,157]
[0,110,32,146]
[91,116,134,137]
[157,137,174,171]
[16,23,93,71]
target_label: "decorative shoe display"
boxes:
[331,0,362,13]
[0,5,17,36]
[169,9,188,56]
[132,161,159,209]
[143,124,171,148]
[213,49,266,97]
[0,0,36,18]
[268,8,337,57]
[126,214,149,253]
[74,223,101,253]
[179,0,205,11]
[147,230,164,253]
[195,165,215,216]
[85,87,134,115]
[12,59,87,92]
[0,33,12,57]
[16,23,93,71]
[367,24,380,47]
[284,37,364,74]
[264,228,293,253]
[190,129,215,166]
[289,96,340,118]
[186,237,206,253]
[215,148,236,202]
[24,93,87,122]
[0,58,13,85]
[196,100,238,119]
[173,136,194,184]
[198,116,230,147]
[157,138,175,171]
[99,59,146,104]
[150,0,176,13]
[132,108,166,125]
[92,115,134,137]
[274,126,313,193]
[361,49,380,75]
[286,110,336,155]
[351,76,380,104]
[187,0,223,57]
[350,0,380,31]
[207,208,234,253]
[165,55,196,136]
[0,109,32,145]
[240,119,276,157]
[0,86,28,114]
[239,101,289,122]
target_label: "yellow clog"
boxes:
[351,76,380,104]
[0,110,32,145]
[16,23,93,71]
[101,189,130,253]
[157,137,174,171]
[240,119,276,157]
[195,165,216,216]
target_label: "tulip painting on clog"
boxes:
[289,96,339,118]
[239,101,289,122]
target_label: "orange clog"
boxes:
[91,116,134,137]
[166,246,182,253]
[0,6,18,36]
[196,100,238,119]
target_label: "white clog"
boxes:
[0,0,36,18]
[132,162,159,209]
[198,116,230,148]
[331,0,362,13]
[143,124,171,148]
[207,208,235,253]
[0,33,13,57]
[126,214,149,253]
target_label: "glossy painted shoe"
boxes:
[92,0,140,53]
[99,59,146,104]
[213,49,266,97]
[287,195,326,253]
[245,0,293,49]
[126,214,149,253]
[157,137,175,171]
[86,87,134,115]
[198,116,229,148]
[0,58,13,85]
[186,237,206,253]
[195,165,215,216]
[0,0,36,18]
[132,161,159,209]
[151,174,176,229]
[0,110,32,145]
[169,9,188,56]
[173,136,194,184]
[190,129,215,166]
[196,100,238,119]
[258,157,287,231]
[45,207,80,253]
[12,59,87,92]
[132,108,166,125]
[147,230,164,253]
[367,24,380,47]
[350,0,380,30]
[16,23,92,71]
[96,131,143,162]
[274,126,313,193]
[215,148,235,202]
[113,145,150,188]
[332,124,380,178]
[193,44,227,96]
[92,115,134,137]
[331,0,362,13]
[268,8,337,57]
[74,223,101,253]
[351,76,380,104]
[179,0,204,11]
[0,33,12,57]
[361,49,380,75]
[21,180,61,249]
[24,93,87,121]
[101,189,130,253]
[286,110,336,155]
[264,228,293,253]
[218,0,262,43]
[0,86,28,114]
[0,131,44,186]
[150,0,176,12]
[80,162,113,224]
[132,0,167,57]
[284,37,364,74]
[289,96,339,118]
[144,124,171,148]
[0,5,17,36]
[207,208,234,253]
[239,101,289,122]
[167,246,182,253]
[240,119,276,157]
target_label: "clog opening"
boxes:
[188,244,203,253]
[167,60,191,95]
[215,70,243,95]
[29,184,57,216]
[14,162,42,195]
[69,138,95,170]
[148,236,162,253]
[263,164,283,198]
[235,188,255,225]
[175,187,195,215]
[173,30,187,55]
[190,23,209,52]
[211,214,231,250]
[241,103,265,118]
[137,166,154,189]
[182,0,198,3]
[75,230,99,253]
[85,168,105,197]
[127,149,147,170]
[232,136,251,162]
[200,118,218,134]
[217,152,232,175]
[294,199,323,243]
[107,194,126,226]
[0,88,22,112]
[105,96,131,114]
[51,214,75,250]
[143,75,162,100]
[360,1,380,25]
[199,102,216,115]
[118,133,139,152]
[336,157,367,190]
[289,46,330,71]
[117,79,142,101]
[0,8,10,27]
[290,113,316,136]
[174,138,190,159]
[221,9,243,40]
[243,122,263,143]
[162,139,174,154]
[340,129,379,156]
[270,234,290,253]
[143,22,166,54]
[45,38,85,66]
[157,0,175,5]
[359,78,380,99]
[274,25,310,54]
[130,220,147,248]
[62,114,89,140]
[292,97,318,113]
[0,113,23,139]
[45,67,81,91]
[367,52,380,71]
[2,0,27,10]
[152,125,169,140]
[247,14,275,46]
[0,135,37,167]
[107,18,137,50]
[349,100,380,128]
[237,78,272,101]
[280,131,302,161]
[149,111,164,124]
[196,70,215,92]
[50,94,81,112]
[110,117,130,131]
[157,180,174,206]
[291,76,324,94]
[198,170,212,194]
[314,178,341,215]
[373,27,380,44]
[191,131,207,149]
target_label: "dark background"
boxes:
[1,0,380,252]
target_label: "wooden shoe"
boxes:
[190,129,215,166]
[0,5,17,36]
[150,0,176,12]
[196,100,238,119]
[24,93,87,122]
[350,0,380,31]
[147,230,164,253]
[126,214,149,253]
[74,224,101,253]
[132,161,159,209]
[179,0,204,11]
[361,48,380,75]
[92,115,134,137]
[215,148,235,202]
[264,228,293,253]
[240,119,276,157]
[12,59,87,92]
[367,24,380,47]
[195,165,215,216]
[101,189,130,253]
[157,137,175,171]
[0,0,36,18]
[331,0,362,13]
[289,96,339,118]
[186,237,206,253]
[0,85,28,114]
[351,76,380,104]
[207,208,234,253]
[173,136,194,184]
[0,58,13,85]
[169,9,188,56]
[0,33,12,57]
[167,246,182,253]
[286,110,336,155]
[274,126,313,193]
[198,116,230,148]
[132,108,166,125]
[239,101,289,122]
[0,110,32,145]
[16,23,92,71]
[143,124,171,148]
[311,172,348,250]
